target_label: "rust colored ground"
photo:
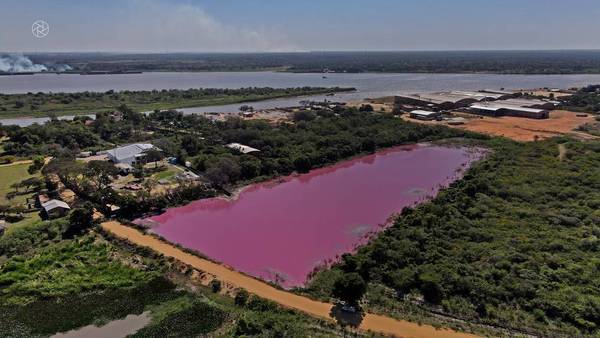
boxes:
[404,110,596,142]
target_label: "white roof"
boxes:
[500,98,555,107]
[106,143,155,162]
[410,110,440,116]
[470,104,504,111]
[403,91,503,104]
[42,199,71,212]
[471,103,547,113]
[480,89,516,95]
[227,143,260,154]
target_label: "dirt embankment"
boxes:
[101,221,479,338]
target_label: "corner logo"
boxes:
[32,20,49,38]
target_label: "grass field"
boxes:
[0,163,36,205]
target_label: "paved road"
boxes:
[101,221,479,338]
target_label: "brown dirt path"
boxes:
[101,221,479,338]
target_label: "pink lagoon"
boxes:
[136,144,482,288]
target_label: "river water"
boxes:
[2,71,600,126]
[136,144,483,288]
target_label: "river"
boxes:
[2,71,600,126]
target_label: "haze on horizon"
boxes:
[1,0,600,53]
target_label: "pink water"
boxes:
[137,144,481,288]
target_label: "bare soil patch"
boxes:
[404,110,597,142]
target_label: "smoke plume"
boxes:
[0,54,48,72]
[0,54,73,73]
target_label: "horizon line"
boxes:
[3,49,600,55]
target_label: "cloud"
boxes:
[0,0,299,52]
[107,1,298,52]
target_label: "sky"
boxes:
[1,0,600,52]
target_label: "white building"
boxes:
[227,143,260,154]
[106,143,156,165]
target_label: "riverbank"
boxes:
[100,220,479,338]
[0,87,354,119]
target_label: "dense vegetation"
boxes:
[309,138,600,337]
[0,86,352,118]
[560,84,600,113]
[4,94,600,336]
[0,215,345,337]
[27,50,600,74]
[15,107,479,217]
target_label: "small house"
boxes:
[42,200,71,219]
[409,110,442,121]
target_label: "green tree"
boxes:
[206,156,241,187]
[332,273,367,306]
[234,289,249,306]
[144,148,164,169]
[66,202,94,238]
[210,279,222,293]
[28,155,45,174]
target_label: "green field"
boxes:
[0,163,36,205]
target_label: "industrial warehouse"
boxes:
[396,89,556,120]
[394,90,517,110]
[469,103,550,119]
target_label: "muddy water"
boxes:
[137,144,482,288]
[51,312,151,338]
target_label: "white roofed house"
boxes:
[227,143,261,154]
[105,143,157,165]
[42,199,71,219]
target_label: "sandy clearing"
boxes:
[558,144,567,161]
[452,110,597,141]
[101,221,479,338]
[403,110,596,142]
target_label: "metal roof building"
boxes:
[106,143,155,165]
[395,90,514,110]
[42,199,71,212]
[470,103,549,119]
[409,110,442,120]
[42,199,71,219]
[498,98,557,110]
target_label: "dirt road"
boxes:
[0,157,53,167]
[101,221,479,338]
